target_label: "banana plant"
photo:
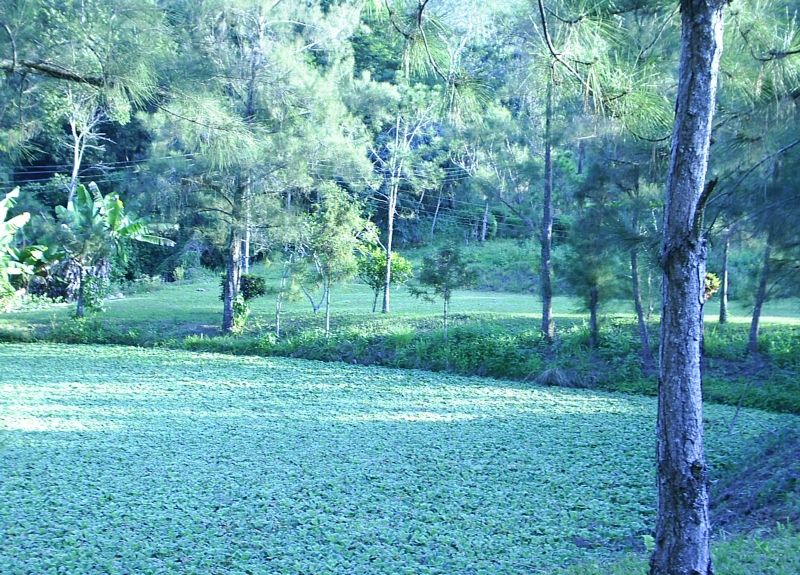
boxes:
[1,188,46,305]
[55,182,175,317]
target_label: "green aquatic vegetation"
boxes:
[0,344,796,574]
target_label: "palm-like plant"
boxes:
[54,183,174,317]
[0,188,35,304]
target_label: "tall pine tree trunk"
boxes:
[651,1,725,573]
[540,67,555,343]
[748,238,772,355]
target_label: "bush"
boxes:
[240,274,267,301]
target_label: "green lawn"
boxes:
[1,343,797,574]
[3,272,796,339]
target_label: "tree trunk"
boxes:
[221,227,242,332]
[748,240,771,355]
[631,246,655,370]
[275,260,291,338]
[373,289,380,313]
[275,291,283,338]
[222,180,245,333]
[382,192,396,314]
[540,67,555,343]
[68,117,84,206]
[301,284,324,314]
[75,265,86,318]
[481,198,489,243]
[719,230,730,324]
[324,278,331,341]
[382,165,401,315]
[431,191,443,243]
[650,1,725,574]
[242,205,251,275]
[588,284,598,349]
[442,295,449,343]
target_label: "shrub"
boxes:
[240,274,267,301]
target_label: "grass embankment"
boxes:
[1,344,798,574]
[2,273,798,415]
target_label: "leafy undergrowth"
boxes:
[1,344,798,574]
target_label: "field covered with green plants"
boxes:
[1,343,799,574]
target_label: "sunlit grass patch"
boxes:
[1,344,797,574]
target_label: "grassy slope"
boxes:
[1,344,798,575]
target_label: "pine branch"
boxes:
[0,20,16,74]
[0,58,105,87]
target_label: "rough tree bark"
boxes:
[651,1,725,574]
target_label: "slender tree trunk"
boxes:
[442,295,449,343]
[275,291,282,338]
[242,201,251,275]
[481,198,489,243]
[540,67,555,343]
[382,186,396,314]
[222,180,245,333]
[324,279,331,340]
[651,2,725,574]
[382,154,402,314]
[748,239,771,355]
[588,284,599,349]
[222,227,242,332]
[631,246,655,370]
[373,289,380,313]
[68,118,84,206]
[275,259,291,338]
[76,264,85,318]
[719,230,730,324]
[431,190,443,243]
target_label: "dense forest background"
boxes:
[1,0,798,337]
